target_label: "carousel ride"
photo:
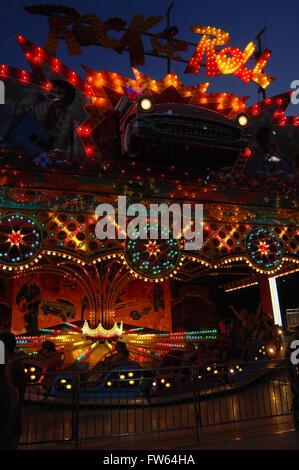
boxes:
[0,8,298,402]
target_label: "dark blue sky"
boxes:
[0,0,298,115]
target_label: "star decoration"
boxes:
[257,241,270,255]
[145,241,161,258]
[7,229,25,251]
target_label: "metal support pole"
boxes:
[255,27,267,100]
[166,2,174,74]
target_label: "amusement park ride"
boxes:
[0,5,298,400]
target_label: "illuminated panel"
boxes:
[245,92,297,127]
[269,277,282,326]
[82,320,123,338]
[86,67,248,118]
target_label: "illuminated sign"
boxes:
[185,26,274,89]
[25,5,275,89]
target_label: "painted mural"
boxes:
[171,283,217,330]
[113,279,172,331]
[11,272,87,334]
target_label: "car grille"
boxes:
[149,116,240,143]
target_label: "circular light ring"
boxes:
[0,213,43,266]
[124,224,181,280]
[137,95,155,113]
[246,228,282,271]
[236,113,250,127]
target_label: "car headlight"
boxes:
[236,113,250,128]
[138,95,155,113]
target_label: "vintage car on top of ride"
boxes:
[119,94,250,170]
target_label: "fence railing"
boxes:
[19,359,298,448]
[286,308,299,329]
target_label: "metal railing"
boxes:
[286,308,299,329]
[19,359,298,448]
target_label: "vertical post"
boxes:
[258,275,273,318]
[192,367,201,445]
[71,373,80,450]
[0,339,4,365]
[257,275,282,326]
[255,27,267,101]
[290,363,299,427]
[268,277,283,326]
[165,2,174,74]
[0,80,5,104]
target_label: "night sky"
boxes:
[0,0,299,116]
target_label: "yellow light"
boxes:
[140,98,152,110]
[128,372,134,377]
[83,320,123,338]
[237,113,249,127]
[165,382,171,388]
[206,366,211,371]
[120,374,125,380]
[160,378,165,383]
[61,379,67,383]
[129,380,135,385]
[24,368,28,373]
[30,375,36,380]
[198,375,202,379]
[107,381,112,387]
[214,369,219,374]
[66,384,72,390]
[30,367,36,372]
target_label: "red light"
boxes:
[10,233,22,244]
[243,147,251,158]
